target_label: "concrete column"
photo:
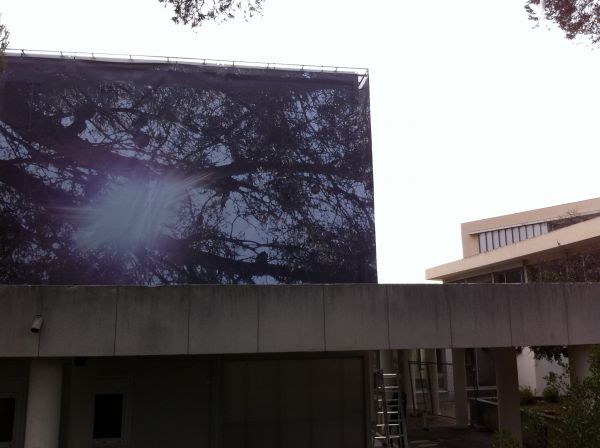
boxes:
[494,347,522,445]
[379,350,394,372]
[24,358,63,448]
[569,344,592,384]
[400,350,416,414]
[424,349,440,415]
[452,348,469,427]
[66,359,96,448]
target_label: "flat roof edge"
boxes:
[5,48,369,78]
[427,216,600,281]
[461,197,600,235]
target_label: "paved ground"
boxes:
[408,426,494,448]
[406,416,494,448]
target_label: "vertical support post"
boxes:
[452,348,469,427]
[494,347,522,445]
[399,350,415,415]
[379,350,394,372]
[65,359,95,448]
[24,358,63,448]
[425,349,440,415]
[569,344,592,384]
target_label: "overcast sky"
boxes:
[3,0,600,283]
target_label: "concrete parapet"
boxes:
[0,283,599,356]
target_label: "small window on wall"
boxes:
[0,397,16,444]
[93,377,131,447]
[493,268,523,284]
[93,394,124,441]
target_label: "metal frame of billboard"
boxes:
[5,48,369,89]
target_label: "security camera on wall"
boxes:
[30,315,43,333]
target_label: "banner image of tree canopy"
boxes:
[0,56,375,285]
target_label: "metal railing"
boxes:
[5,48,369,79]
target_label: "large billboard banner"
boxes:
[0,55,375,285]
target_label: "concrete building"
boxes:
[426,196,600,284]
[1,283,600,447]
[2,51,600,448]
[427,197,600,400]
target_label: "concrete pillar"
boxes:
[452,348,469,427]
[24,358,63,448]
[379,350,394,372]
[424,349,440,415]
[494,347,522,445]
[400,350,416,414]
[569,344,592,384]
[66,359,96,448]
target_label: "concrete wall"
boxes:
[2,283,600,357]
[222,354,366,448]
[516,347,567,395]
[53,356,214,448]
[0,359,28,448]
[1,354,366,448]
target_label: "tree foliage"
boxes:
[158,0,263,27]
[526,0,600,44]
[524,346,600,448]
[531,345,568,363]
[0,21,8,73]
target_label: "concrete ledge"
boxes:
[447,285,512,348]
[1,283,600,356]
[388,284,450,349]
[0,286,41,357]
[323,284,388,351]
[258,285,324,353]
[189,286,258,354]
[565,283,600,345]
[39,286,117,356]
[509,283,568,347]
[115,286,189,356]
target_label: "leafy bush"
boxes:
[542,386,559,403]
[520,386,535,405]
[525,346,600,448]
[552,347,600,448]
[492,430,521,448]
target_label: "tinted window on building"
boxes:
[0,397,15,442]
[493,268,522,284]
[93,394,123,440]
[0,56,376,285]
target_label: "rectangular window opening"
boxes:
[0,397,15,443]
[93,393,124,441]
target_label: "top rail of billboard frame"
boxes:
[5,49,370,90]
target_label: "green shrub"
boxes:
[520,386,535,405]
[542,385,559,403]
[492,430,521,448]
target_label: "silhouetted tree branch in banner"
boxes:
[0,57,376,285]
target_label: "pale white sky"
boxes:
[3,0,600,283]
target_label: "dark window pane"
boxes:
[0,397,16,442]
[93,394,123,439]
[504,268,523,283]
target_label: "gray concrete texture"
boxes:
[1,283,600,357]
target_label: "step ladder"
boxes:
[373,370,408,448]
